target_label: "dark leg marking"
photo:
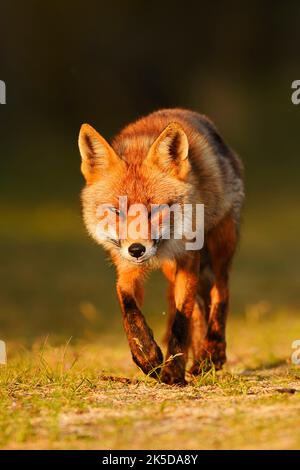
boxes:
[119,290,163,378]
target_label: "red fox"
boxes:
[78,108,244,384]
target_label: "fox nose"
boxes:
[128,243,146,259]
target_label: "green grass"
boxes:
[0,197,300,449]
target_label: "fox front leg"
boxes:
[116,267,163,378]
[161,253,200,385]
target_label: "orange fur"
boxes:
[79,108,244,384]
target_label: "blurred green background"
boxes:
[0,1,299,341]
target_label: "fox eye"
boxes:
[109,207,120,215]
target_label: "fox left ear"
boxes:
[146,122,189,178]
[78,123,123,184]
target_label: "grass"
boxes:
[1,311,300,450]
[0,196,300,449]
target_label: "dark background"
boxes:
[0,1,299,340]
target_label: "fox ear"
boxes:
[146,122,189,178]
[79,124,122,184]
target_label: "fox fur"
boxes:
[79,108,244,384]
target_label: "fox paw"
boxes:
[131,344,164,379]
[160,360,187,385]
[190,340,226,375]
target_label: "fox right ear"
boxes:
[78,124,122,184]
[145,122,189,179]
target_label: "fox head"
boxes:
[79,122,195,266]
